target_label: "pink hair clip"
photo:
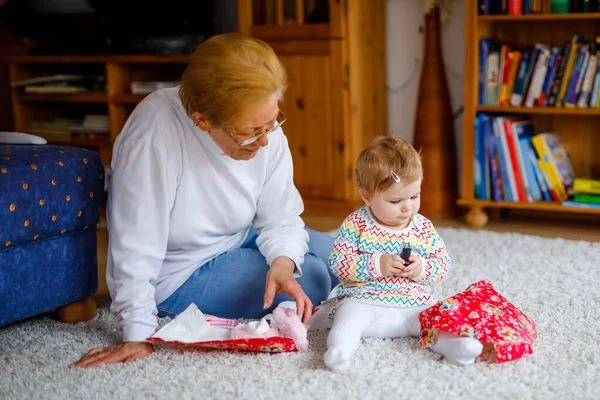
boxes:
[391,171,401,183]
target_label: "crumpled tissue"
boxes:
[147,302,306,353]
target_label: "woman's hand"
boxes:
[264,256,313,324]
[69,341,153,368]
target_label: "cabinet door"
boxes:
[238,0,346,39]
[274,42,347,200]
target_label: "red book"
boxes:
[508,0,523,14]
[503,118,527,202]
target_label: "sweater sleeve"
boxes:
[253,130,308,275]
[328,213,382,282]
[106,126,178,342]
[412,218,452,285]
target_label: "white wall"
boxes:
[386,0,466,191]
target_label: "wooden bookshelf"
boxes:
[457,199,600,214]
[476,105,600,115]
[7,54,189,167]
[460,1,600,228]
[7,54,191,64]
[17,93,108,103]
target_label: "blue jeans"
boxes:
[157,227,338,319]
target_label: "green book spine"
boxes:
[573,194,600,204]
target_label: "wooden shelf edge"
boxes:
[6,54,191,64]
[28,131,111,148]
[476,106,600,116]
[478,12,600,21]
[111,94,148,104]
[251,23,340,40]
[457,199,600,214]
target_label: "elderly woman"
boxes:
[71,33,337,367]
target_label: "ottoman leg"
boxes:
[56,296,97,323]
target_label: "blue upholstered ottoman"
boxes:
[0,144,104,326]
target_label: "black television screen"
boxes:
[0,0,237,55]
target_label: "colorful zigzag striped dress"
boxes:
[328,206,452,313]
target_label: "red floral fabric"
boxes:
[147,336,297,353]
[419,280,537,363]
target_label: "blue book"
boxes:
[562,200,600,209]
[482,114,503,201]
[538,48,561,107]
[510,50,532,107]
[510,120,539,202]
[564,45,589,107]
[591,59,600,108]
[493,117,516,202]
[519,138,542,201]
[474,115,485,199]
[526,144,552,201]
[479,39,497,106]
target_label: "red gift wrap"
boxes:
[419,280,537,363]
[147,336,297,353]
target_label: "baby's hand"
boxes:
[399,255,423,280]
[379,254,407,277]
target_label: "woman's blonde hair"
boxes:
[179,33,287,128]
[356,135,423,197]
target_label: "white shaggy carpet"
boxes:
[2,228,599,400]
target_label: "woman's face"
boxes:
[193,94,279,161]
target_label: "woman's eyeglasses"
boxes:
[223,110,287,146]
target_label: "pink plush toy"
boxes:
[230,304,308,351]
[270,306,308,351]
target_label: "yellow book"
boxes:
[537,159,567,201]
[500,51,521,106]
[497,44,510,105]
[556,36,584,108]
[532,134,569,201]
[573,178,600,195]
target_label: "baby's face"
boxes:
[364,178,422,229]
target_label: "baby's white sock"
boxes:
[430,331,483,366]
[324,318,363,371]
[324,302,380,372]
[324,345,355,372]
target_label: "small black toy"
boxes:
[401,247,411,266]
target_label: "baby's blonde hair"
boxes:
[355,135,423,197]
[179,33,287,128]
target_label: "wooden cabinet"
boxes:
[6,0,386,214]
[239,0,387,213]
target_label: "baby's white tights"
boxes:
[324,300,483,371]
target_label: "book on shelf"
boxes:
[573,193,600,203]
[479,36,600,109]
[17,75,106,94]
[561,200,600,209]
[10,74,85,88]
[560,178,600,208]
[24,86,89,94]
[130,81,180,95]
[29,115,109,145]
[573,178,600,194]
[473,115,577,203]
